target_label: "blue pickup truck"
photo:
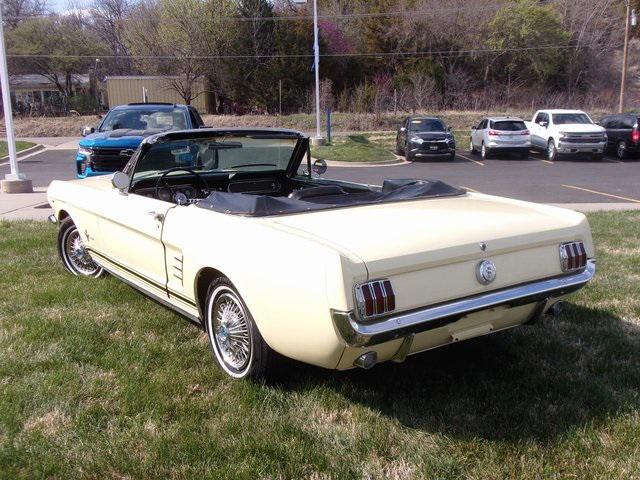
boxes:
[76,103,205,178]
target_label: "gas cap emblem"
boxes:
[476,260,497,285]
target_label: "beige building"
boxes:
[105,76,213,113]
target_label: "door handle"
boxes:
[148,211,165,222]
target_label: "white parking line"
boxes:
[541,159,554,165]
[456,152,485,166]
[562,184,640,203]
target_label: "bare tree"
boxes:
[1,0,48,29]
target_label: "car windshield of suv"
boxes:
[491,120,527,131]
[410,118,446,132]
[132,135,299,181]
[552,113,592,125]
[99,108,188,132]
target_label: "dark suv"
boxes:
[600,113,640,159]
[396,116,455,161]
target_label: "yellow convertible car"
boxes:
[47,128,595,380]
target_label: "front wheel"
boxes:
[205,278,275,380]
[469,139,476,154]
[547,139,558,162]
[57,217,104,277]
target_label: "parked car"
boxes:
[76,102,205,178]
[599,113,640,159]
[396,116,456,161]
[470,117,531,159]
[525,109,607,161]
[48,127,595,380]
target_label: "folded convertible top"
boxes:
[196,179,466,217]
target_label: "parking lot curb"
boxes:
[0,143,45,162]
[324,156,409,168]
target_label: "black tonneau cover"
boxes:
[197,179,465,217]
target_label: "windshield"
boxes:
[552,113,592,125]
[132,135,299,181]
[491,120,527,131]
[99,108,188,132]
[409,118,446,132]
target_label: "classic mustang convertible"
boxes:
[47,128,595,380]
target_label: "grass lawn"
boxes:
[0,141,36,158]
[1,213,639,479]
[311,134,398,162]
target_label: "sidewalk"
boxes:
[0,187,50,221]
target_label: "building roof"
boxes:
[9,74,90,89]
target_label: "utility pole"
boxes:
[0,7,32,193]
[619,0,634,113]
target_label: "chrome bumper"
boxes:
[558,142,605,153]
[331,260,595,347]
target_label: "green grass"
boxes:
[311,134,398,162]
[0,141,36,158]
[1,213,639,479]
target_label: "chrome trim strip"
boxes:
[332,260,595,347]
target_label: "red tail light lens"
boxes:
[632,128,640,143]
[521,130,530,135]
[488,130,499,136]
[560,241,587,272]
[355,279,395,319]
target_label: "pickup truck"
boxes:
[525,109,607,161]
[76,103,205,178]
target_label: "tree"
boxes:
[1,0,47,29]
[124,0,234,106]
[6,15,109,98]
[88,0,134,75]
[487,0,571,86]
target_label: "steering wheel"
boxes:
[155,167,209,204]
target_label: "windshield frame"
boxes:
[125,128,308,189]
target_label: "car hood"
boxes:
[410,132,451,140]
[80,128,167,149]
[268,192,592,275]
[554,124,605,133]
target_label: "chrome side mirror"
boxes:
[539,121,548,128]
[81,126,95,137]
[312,159,327,175]
[111,171,130,192]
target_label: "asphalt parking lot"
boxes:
[1,147,639,204]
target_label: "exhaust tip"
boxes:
[353,351,377,370]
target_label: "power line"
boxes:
[5,43,617,60]
[1,0,580,23]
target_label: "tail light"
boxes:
[560,241,587,272]
[521,130,530,135]
[488,130,500,136]
[632,127,640,143]
[355,279,395,319]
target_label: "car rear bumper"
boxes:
[331,259,595,347]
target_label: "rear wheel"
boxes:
[547,139,558,162]
[205,277,275,380]
[57,217,104,277]
[448,152,456,161]
[617,140,628,160]
[481,142,490,159]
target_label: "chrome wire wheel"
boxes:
[61,226,102,276]
[207,286,253,377]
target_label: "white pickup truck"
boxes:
[525,109,607,161]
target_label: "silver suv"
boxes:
[470,117,531,159]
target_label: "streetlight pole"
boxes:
[312,0,324,145]
[0,7,32,193]
[619,0,631,113]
